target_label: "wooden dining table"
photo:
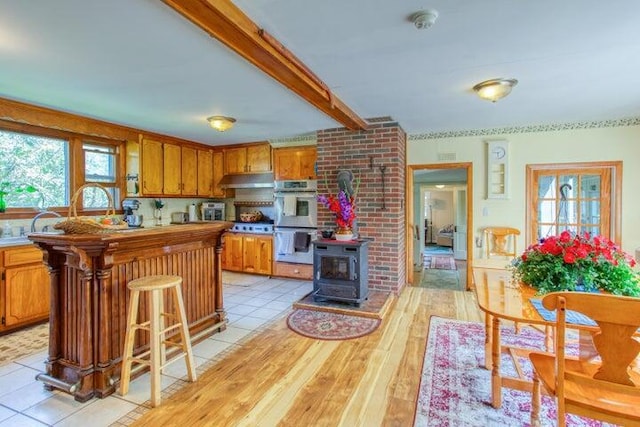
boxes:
[472,265,600,409]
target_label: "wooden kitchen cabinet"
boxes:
[273,146,317,180]
[163,142,182,195]
[197,149,213,196]
[181,146,198,196]
[1,245,50,333]
[222,233,272,275]
[141,137,201,197]
[224,143,271,174]
[243,236,273,275]
[141,138,164,195]
[212,150,229,198]
[222,233,244,271]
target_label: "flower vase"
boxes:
[335,227,354,241]
[0,195,5,213]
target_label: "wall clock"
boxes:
[486,140,509,199]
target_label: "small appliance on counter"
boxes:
[201,202,225,221]
[170,212,189,224]
[122,199,143,228]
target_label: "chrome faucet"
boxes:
[30,210,62,232]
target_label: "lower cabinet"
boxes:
[222,233,272,276]
[1,245,50,333]
[273,261,313,280]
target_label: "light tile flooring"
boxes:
[0,272,313,427]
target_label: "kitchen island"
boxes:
[28,222,233,402]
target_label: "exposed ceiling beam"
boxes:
[162,0,368,131]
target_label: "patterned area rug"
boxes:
[430,256,456,270]
[418,269,462,291]
[287,309,381,340]
[0,322,49,366]
[414,317,613,427]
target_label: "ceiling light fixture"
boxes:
[473,78,518,102]
[411,10,439,30]
[435,184,445,189]
[207,115,236,132]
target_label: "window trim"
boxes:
[0,119,125,219]
[525,161,622,246]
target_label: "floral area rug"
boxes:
[0,322,49,366]
[430,256,456,270]
[286,309,381,340]
[414,317,615,427]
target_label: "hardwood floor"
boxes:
[133,286,483,426]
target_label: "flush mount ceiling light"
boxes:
[411,10,439,30]
[207,115,236,132]
[473,78,518,102]
[435,184,445,189]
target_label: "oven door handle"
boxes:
[275,193,317,198]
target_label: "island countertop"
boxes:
[28,221,233,402]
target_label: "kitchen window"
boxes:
[0,121,123,216]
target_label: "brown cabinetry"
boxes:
[197,149,213,197]
[181,146,198,196]
[273,261,313,280]
[0,245,50,333]
[224,143,271,174]
[222,233,272,275]
[141,138,164,194]
[273,146,317,180]
[212,150,228,198]
[141,138,203,197]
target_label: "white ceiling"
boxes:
[1,0,639,146]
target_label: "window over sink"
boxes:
[0,121,124,215]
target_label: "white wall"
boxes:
[407,125,640,256]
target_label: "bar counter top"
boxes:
[28,221,233,402]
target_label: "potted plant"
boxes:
[511,231,640,297]
[0,182,38,213]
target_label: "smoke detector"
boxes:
[411,10,439,30]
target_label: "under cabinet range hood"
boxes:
[218,172,275,189]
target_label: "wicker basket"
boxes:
[240,211,263,223]
[53,184,129,234]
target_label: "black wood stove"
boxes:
[312,239,370,306]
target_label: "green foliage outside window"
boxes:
[0,130,68,209]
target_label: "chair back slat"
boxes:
[483,227,520,259]
[542,292,640,388]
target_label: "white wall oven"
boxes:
[274,180,318,228]
[274,180,318,264]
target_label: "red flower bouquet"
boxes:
[317,190,355,230]
[512,231,640,296]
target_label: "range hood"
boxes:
[219,172,275,189]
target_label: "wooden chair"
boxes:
[529,292,640,427]
[483,226,520,259]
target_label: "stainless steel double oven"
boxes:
[273,180,318,264]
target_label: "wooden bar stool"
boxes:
[120,275,197,407]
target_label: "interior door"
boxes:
[453,187,467,260]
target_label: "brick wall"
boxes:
[316,121,406,294]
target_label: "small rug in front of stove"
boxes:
[287,309,381,340]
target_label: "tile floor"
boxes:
[0,272,313,427]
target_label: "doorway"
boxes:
[406,163,473,289]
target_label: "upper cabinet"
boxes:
[140,137,205,197]
[211,150,228,198]
[141,138,164,195]
[224,143,271,175]
[197,149,213,197]
[273,146,317,180]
